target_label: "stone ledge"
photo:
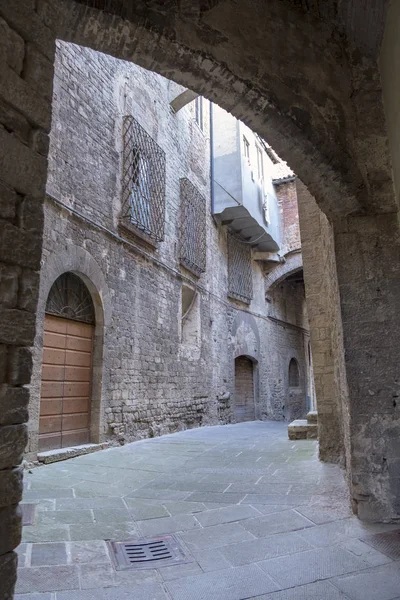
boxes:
[307,410,318,424]
[37,442,113,464]
[288,419,318,440]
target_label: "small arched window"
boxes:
[288,358,300,388]
[46,273,95,324]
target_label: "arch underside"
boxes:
[53,0,396,218]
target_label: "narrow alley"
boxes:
[17,422,400,600]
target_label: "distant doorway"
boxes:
[39,273,95,451]
[234,356,255,422]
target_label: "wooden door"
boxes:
[39,314,94,451]
[234,356,255,422]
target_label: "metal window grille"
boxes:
[121,116,166,242]
[227,233,253,304]
[179,178,207,277]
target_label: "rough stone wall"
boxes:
[275,181,301,255]
[0,3,55,597]
[27,42,309,457]
[296,180,349,466]
[333,213,400,522]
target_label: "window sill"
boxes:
[118,220,160,251]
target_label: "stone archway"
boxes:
[265,252,303,298]
[50,0,395,219]
[28,246,112,459]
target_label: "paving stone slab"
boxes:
[242,494,311,506]
[160,561,203,581]
[162,501,206,516]
[195,504,260,527]
[258,546,370,588]
[56,498,126,511]
[37,510,94,525]
[22,524,70,543]
[16,543,29,568]
[189,547,232,572]
[79,563,116,589]
[31,542,68,566]
[248,581,350,599]
[15,566,79,593]
[15,595,55,600]
[56,583,169,599]
[332,561,400,600]
[340,538,393,567]
[186,492,246,504]
[242,510,314,538]
[219,531,314,566]
[126,488,190,501]
[124,501,170,520]
[179,522,255,549]
[296,504,353,524]
[69,540,110,565]
[69,521,138,541]
[137,513,201,536]
[22,489,75,500]
[165,564,280,600]
[297,518,370,548]
[92,508,131,523]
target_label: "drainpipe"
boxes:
[209,101,216,221]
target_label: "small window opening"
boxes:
[288,358,300,388]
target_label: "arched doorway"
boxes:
[38,273,96,451]
[234,356,255,422]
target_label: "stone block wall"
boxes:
[0,2,55,597]
[27,41,310,457]
[296,180,348,465]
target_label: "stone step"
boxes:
[37,442,113,464]
[288,420,318,440]
[307,410,318,424]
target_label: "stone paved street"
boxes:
[17,422,400,599]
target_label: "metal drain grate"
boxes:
[108,535,193,570]
[361,529,400,559]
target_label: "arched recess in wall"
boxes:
[234,355,256,422]
[30,246,112,455]
[53,0,396,218]
[265,252,303,298]
[289,358,300,388]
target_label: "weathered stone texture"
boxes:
[333,213,400,521]
[28,42,309,456]
[296,180,348,465]
[0,1,55,596]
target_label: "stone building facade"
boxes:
[27,41,311,459]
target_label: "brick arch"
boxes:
[265,252,303,295]
[50,0,396,218]
[28,246,112,458]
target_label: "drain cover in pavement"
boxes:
[107,535,193,570]
[361,529,400,559]
[21,504,36,526]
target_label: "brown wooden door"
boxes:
[234,356,255,422]
[39,314,94,451]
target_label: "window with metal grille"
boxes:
[227,233,253,304]
[179,178,207,277]
[121,116,166,242]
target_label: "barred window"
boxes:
[179,178,207,277]
[121,116,166,242]
[227,233,253,304]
